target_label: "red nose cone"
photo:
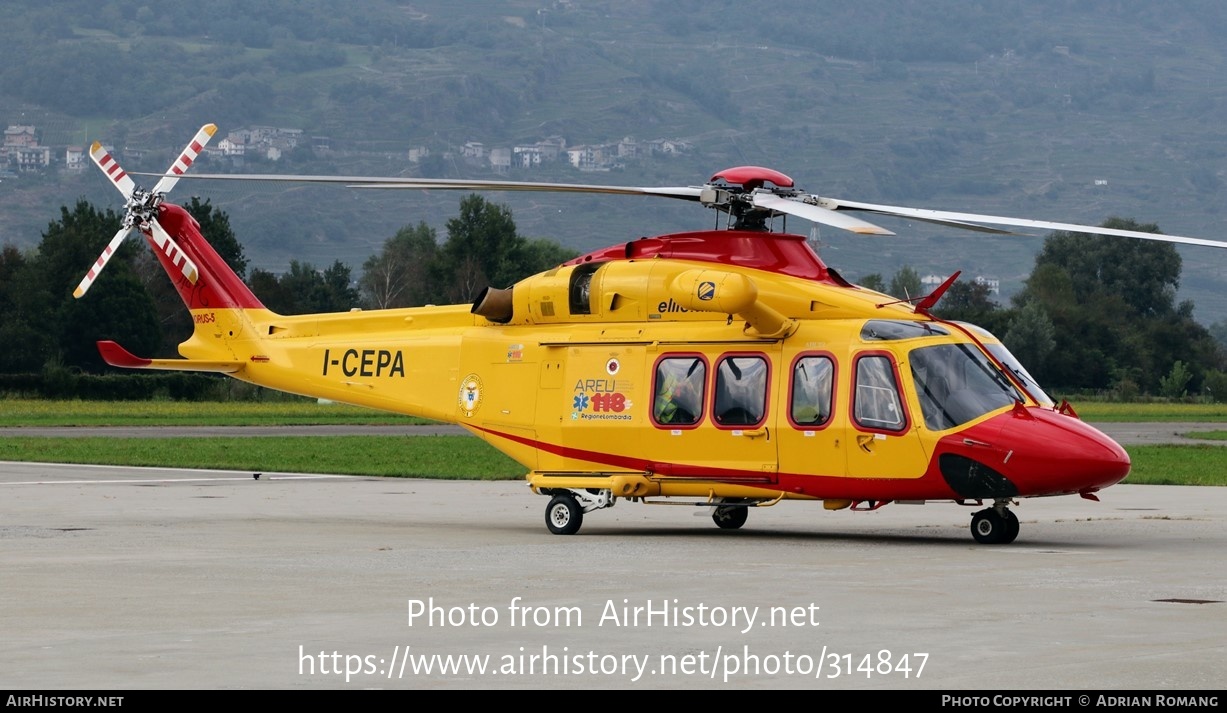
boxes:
[944,407,1130,498]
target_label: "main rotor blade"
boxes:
[73,226,132,299]
[132,172,705,201]
[824,197,1227,249]
[751,193,895,235]
[151,124,217,196]
[90,142,135,199]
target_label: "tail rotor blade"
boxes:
[152,124,218,196]
[73,226,132,299]
[147,218,199,285]
[89,142,135,200]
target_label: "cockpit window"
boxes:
[909,343,1022,431]
[860,320,950,341]
[985,345,1055,408]
[952,322,1055,408]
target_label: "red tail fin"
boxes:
[151,204,264,311]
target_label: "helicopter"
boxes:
[74,124,1227,544]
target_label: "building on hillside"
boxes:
[489,147,511,173]
[13,146,51,170]
[513,145,542,168]
[65,146,86,172]
[3,125,37,149]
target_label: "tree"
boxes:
[436,194,526,303]
[11,201,162,373]
[359,222,439,309]
[1002,301,1056,379]
[1012,220,1225,393]
[522,237,580,274]
[313,260,361,312]
[254,260,360,315]
[933,279,1001,327]
[888,265,922,301]
[858,273,886,292]
[0,244,52,373]
[186,197,248,279]
[1158,360,1193,398]
[248,268,293,313]
[1032,219,1180,318]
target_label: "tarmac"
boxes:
[1,422,1225,691]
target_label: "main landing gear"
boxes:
[544,489,614,535]
[970,500,1020,544]
[712,499,750,530]
[542,490,757,535]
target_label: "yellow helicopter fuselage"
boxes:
[99,206,1129,541]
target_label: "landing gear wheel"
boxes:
[713,503,748,530]
[1001,509,1020,544]
[970,508,1017,544]
[546,493,583,535]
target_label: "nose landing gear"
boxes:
[970,501,1020,544]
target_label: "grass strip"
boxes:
[0,399,433,427]
[0,435,524,480]
[1124,445,1227,486]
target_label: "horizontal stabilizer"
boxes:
[97,340,244,373]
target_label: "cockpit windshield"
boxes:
[909,343,1023,431]
[954,322,1055,408]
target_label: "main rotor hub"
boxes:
[123,188,164,229]
[702,166,801,231]
[709,166,795,191]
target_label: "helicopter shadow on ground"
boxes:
[472,513,1136,550]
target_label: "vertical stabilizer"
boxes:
[151,204,264,311]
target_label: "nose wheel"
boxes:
[970,505,1020,544]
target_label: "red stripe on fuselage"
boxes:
[468,424,957,499]
[472,405,1129,501]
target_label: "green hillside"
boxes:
[3,0,1227,320]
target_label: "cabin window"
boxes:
[910,343,1021,430]
[853,354,906,432]
[653,356,706,426]
[714,355,769,427]
[790,355,834,427]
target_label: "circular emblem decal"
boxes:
[458,373,483,417]
[605,358,620,376]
